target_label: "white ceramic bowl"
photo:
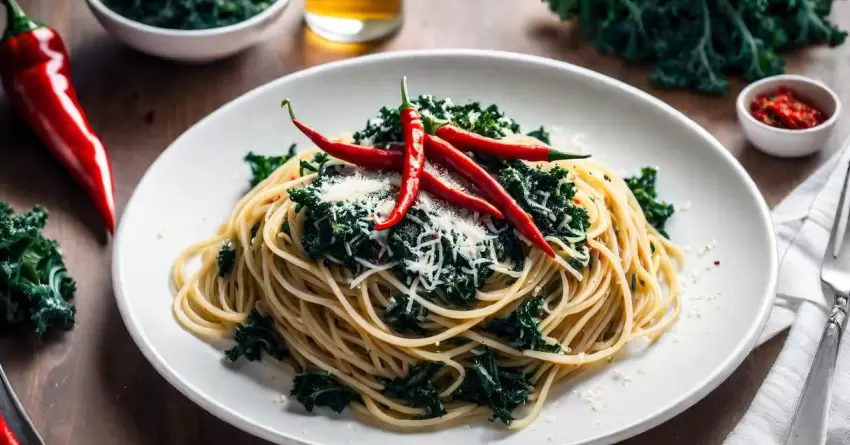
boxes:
[736,74,841,158]
[86,0,290,63]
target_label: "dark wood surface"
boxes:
[1,1,848,443]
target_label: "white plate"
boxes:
[113,50,777,445]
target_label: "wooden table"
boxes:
[1,1,848,443]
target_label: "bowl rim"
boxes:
[86,0,290,37]
[736,73,842,135]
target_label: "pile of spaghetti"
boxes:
[172,89,682,430]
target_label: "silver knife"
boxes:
[0,362,46,445]
[783,157,850,445]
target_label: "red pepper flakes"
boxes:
[713,260,720,266]
[750,87,827,130]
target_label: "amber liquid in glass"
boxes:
[305,0,403,43]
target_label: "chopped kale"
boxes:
[291,370,362,413]
[224,309,287,362]
[491,160,590,269]
[379,362,446,419]
[453,349,533,425]
[102,0,275,30]
[384,295,430,335]
[485,297,560,352]
[625,167,675,238]
[388,209,517,308]
[287,172,388,271]
[525,126,551,145]
[289,166,520,308]
[352,96,521,147]
[0,203,76,334]
[299,152,330,177]
[217,240,236,277]
[244,144,297,187]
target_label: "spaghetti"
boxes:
[172,132,682,430]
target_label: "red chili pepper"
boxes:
[0,0,116,234]
[0,413,20,445]
[375,77,425,230]
[424,134,556,259]
[280,100,504,219]
[423,116,589,162]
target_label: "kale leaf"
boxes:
[299,152,330,178]
[453,349,534,425]
[0,203,76,334]
[379,362,446,419]
[103,0,275,30]
[543,0,847,95]
[224,309,287,362]
[625,167,675,238]
[244,144,297,187]
[291,370,362,413]
[384,295,430,335]
[217,240,236,277]
[485,297,560,352]
[352,96,521,147]
[525,126,551,145]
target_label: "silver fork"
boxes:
[783,159,850,445]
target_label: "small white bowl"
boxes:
[86,0,290,63]
[736,74,841,158]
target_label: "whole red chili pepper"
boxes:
[423,116,589,162]
[0,0,116,234]
[375,77,425,230]
[280,100,504,219]
[0,413,20,445]
[424,134,556,259]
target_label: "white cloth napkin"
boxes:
[725,140,850,445]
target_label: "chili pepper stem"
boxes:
[1,0,40,38]
[399,76,413,110]
[547,149,591,161]
[281,99,296,119]
[421,113,450,135]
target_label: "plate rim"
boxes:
[112,49,779,445]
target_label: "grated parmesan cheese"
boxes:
[579,387,605,412]
[612,370,633,386]
[401,197,498,291]
[317,172,392,203]
[310,165,509,297]
[687,309,703,318]
[697,239,717,256]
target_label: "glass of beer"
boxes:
[305,0,403,43]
